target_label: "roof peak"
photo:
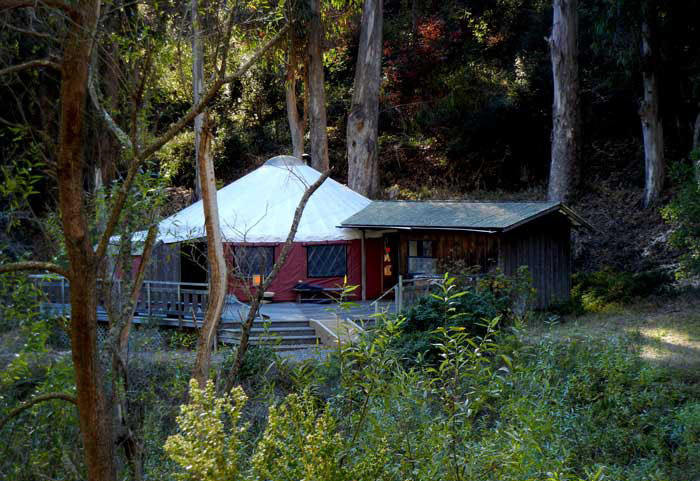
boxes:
[264,155,307,167]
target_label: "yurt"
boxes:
[144,155,384,301]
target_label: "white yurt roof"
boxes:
[156,155,371,244]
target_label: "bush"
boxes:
[671,402,700,472]
[222,345,277,380]
[662,158,700,279]
[567,268,673,313]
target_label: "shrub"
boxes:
[671,402,700,472]
[164,379,248,481]
[662,158,700,279]
[568,268,672,313]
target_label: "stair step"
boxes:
[219,319,310,329]
[218,334,320,346]
[220,327,316,335]
[271,343,325,351]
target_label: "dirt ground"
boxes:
[526,293,700,378]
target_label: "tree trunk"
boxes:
[307,0,329,171]
[639,13,664,208]
[692,108,700,152]
[286,31,304,159]
[192,115,228,388]
[192,0,204,201]
[56,1,116,480]
[347,0,383,198]
[547,0,579,203]
[411,0,418,38]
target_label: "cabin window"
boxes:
[407,240,437,275]
[307,244,347,278]
[233,246,275,279]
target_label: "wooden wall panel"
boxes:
[500,214,572,309]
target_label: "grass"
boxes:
[527,293,700,379]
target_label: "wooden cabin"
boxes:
[340,201,591,309]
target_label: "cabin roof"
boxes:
[339,200,592,232]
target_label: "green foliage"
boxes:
[165,379,248,481]
[223,345,278,380]
[671,402,700,472]
[250,391,346,481]
[662,159,700,279]
[0,311,80,480]
[0,156,44,231]
[167,329,199,350]
[567,268,673,313]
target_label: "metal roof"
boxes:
[339,201,591,232]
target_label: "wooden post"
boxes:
[146,282,151,317]
[361,229,366,301]
[177,282,182,322]
[397,274,403,313]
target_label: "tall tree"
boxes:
[347,0,383,198]
[308,0,329,171]
[547,0,579,203]
[639,0,664,207]
[286,24,305,159]
[192,0,205,200]
[0,0,289,475]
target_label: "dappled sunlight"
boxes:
[631,326,700,367]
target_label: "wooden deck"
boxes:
[32,276,397,348]
[259,300,396,322]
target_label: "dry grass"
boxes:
[526,293,700,378]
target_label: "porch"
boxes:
[31,276,415,348]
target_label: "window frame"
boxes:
[232,245,275,279]
[407,240,437,275]
[306,244,348,278]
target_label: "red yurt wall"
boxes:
[228,238,384,302]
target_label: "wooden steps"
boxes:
[218,319,319,348]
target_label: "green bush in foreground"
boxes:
[165,304,699,481]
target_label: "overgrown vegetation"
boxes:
[561,268,674,314]
[662,156,700,280]
[2,274,700,479]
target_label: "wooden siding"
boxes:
[397,230,500,275]
[499,214,571,309]
[146,242,181,283]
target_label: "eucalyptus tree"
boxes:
[547,0,579,203]
[308,0,329,171]
[588,0,665,207]
[347,0,383,198]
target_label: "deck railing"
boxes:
[370,275,445,316]
[30,275,211,322]
[369,273,488,317]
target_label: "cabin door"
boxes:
[382,233,399,292]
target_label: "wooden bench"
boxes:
[293,287,343,303]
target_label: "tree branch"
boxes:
[94,24,289,263]
[225,168,330,389]
[88,61,132,150]
[0,261,69,278]
[0,59,61,77]
[0,392,77,431]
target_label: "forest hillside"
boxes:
[1,0,699,275]
[2,1,700,481]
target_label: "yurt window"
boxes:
[233,246,274,279]
[307,245,347,278]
